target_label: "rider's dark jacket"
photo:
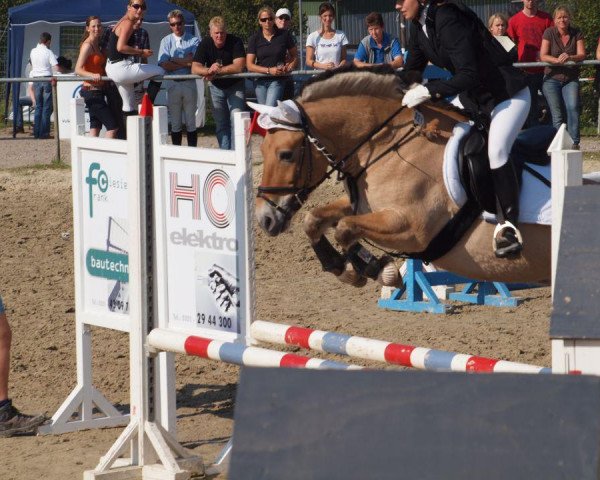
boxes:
[401,1,527,118]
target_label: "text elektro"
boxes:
[170,228,238,251]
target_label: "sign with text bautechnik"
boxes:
[162,160,241,336]
[81,151,129,316]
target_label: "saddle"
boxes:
[459,125,555,213]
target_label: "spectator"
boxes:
[75,16,119,138]
[158,10,200,147]
[353,12,403,69]
[104,0,164,120]
[0,295,46,437]
[274,7,296,100]
[56,56,73,74]
[99,17,152,109]
[540,6,585,150]
[275,7,292,31]
[488,12,509,37]
[246,6,298,106]
[192,16,246,150]
[507,0,553,127]
[596,36,600,94]
[15,61,34,134]
[306,2,348,71]
[397,0,529,258]
[130,18,155,106]
[29,32,58,139]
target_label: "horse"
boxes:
[253,67,552,288]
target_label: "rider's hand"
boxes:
[401,84,431,108]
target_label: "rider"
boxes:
[396,0,529,258]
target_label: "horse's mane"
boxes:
[297,64,468,121]
[298,64,408,103]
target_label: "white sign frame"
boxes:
[152,107,254,344]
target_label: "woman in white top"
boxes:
[306,2,348,70]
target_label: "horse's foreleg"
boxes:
[303,197,367,287]
[303,196,353,241]
[334,211,408,287]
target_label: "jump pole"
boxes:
[251,320,550,374]
[147,329,362,370]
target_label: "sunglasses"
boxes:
[170,21,183,27]
[259,17,273,22]
[278,15,291,21]
[130,3,147,11]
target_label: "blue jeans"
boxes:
[209,81,246,150]
[542,77,580,145]
[33,81,53,138]
[254,77,285,107]
[525,73,544,128]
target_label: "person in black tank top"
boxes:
[104,0,164,119]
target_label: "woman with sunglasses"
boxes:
[105,0,164,119]
[246,6,298,106]
[306,2,348,71]
[75,16,119,138]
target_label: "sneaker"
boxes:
[0,400,46,437]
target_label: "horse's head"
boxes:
[251,66,417,236]
[249,99,330,236]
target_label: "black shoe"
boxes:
[0,400,46,437]
[494,223,523,258]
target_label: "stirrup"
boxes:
[493,221,523,258]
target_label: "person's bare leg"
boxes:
[0,311,11,401]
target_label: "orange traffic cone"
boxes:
[139,93,153,118]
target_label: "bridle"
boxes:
[256,101,414,221]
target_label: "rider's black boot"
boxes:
[491,162,523,258]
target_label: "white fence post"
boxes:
[548,124,582,296]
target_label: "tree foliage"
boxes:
[175,0,300,40]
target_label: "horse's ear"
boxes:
[397,70,424,90]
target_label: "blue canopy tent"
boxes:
[7,0,197,136]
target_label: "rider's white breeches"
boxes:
[488,87,531,170]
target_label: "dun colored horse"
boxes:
[254,68,551,287]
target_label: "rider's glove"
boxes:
[401,84,431,108]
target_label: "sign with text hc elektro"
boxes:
[161,160,245,340]
[81,151,129,318]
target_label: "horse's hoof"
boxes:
[377,260,402,288]
[337,264,368,287]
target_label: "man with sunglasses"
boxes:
[158,10,200,147]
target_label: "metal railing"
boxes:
[2,58,599,160]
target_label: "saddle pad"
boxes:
[442,122,551,225]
